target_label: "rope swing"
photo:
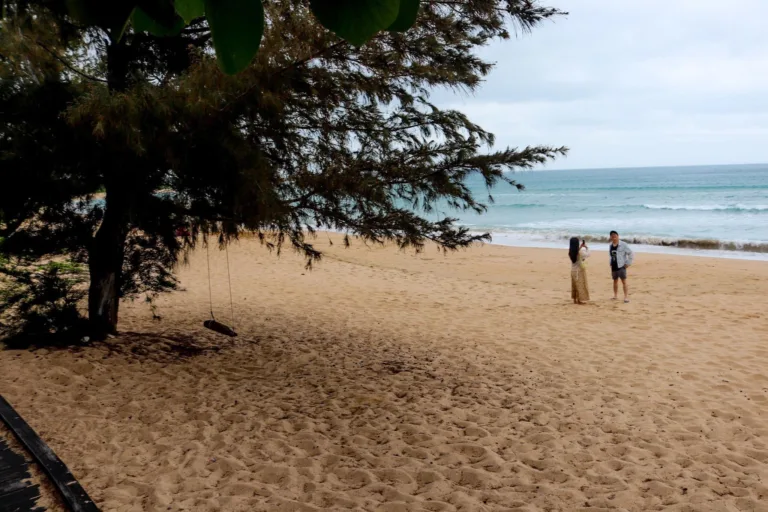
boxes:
[203,242,238,337]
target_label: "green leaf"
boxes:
[310,0,400,47]
[205,0,265,75]
[388,0,419,32]
[66,0,136,41]
[113,14,134,40]
[65,0,101,26]
[136,0,186,33]
[174,0,205,23]
[131,6,185,36]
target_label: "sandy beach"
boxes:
[1,233,767,512]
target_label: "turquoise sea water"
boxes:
[451,164,768,260]
[80,165,767,260]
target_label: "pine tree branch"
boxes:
[287,121,435,133]
[275,40,348,76]
[32,38,107,84]
[219,40,348,113]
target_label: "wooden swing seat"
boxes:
[203,319,237,337]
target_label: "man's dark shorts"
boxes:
[612,267,627,281]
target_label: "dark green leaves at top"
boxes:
[59,0,421,74]
[205,0,265,75]
[131,0,185,36]
[66,0,136,41]
[68,0,183,41]
[131,7,185,36]
[137,0,180,26]
[388,0,419,32]
[310,0,400,47]
[175,0,205,23]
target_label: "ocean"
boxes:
[79,165,767,260]
[451,164,768,260]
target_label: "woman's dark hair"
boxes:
[569,237,580,263]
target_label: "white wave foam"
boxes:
[475,230,768,260]
[642,204,768,212]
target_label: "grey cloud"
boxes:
[433,0,768,169]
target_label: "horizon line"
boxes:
[522,162,768,172]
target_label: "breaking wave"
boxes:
[642,204,768,212]
[576,235,768,253]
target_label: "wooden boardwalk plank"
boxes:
[0,438,44,512]
[0,396,99,512]
[0,485,44,511]
[0,475,36,498]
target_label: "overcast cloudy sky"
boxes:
[434,0,768,170]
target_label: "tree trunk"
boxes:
[87,38,131,339]
[87,190,128,338]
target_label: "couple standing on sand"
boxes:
[569,230,634,304]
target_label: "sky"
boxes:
[433,0,768,170]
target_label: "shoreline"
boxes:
[319,229,768,262]
[481,231,768,262]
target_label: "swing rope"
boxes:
[225,243,235,332]
[205,241,236,334]
[206,243,215,320]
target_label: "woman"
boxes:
[569,237,590,304]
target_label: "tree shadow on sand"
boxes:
[1,329,243,365]
[97,331,251,364]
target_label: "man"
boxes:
[609,230,634,303]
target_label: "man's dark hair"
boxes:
[610,230,619,236]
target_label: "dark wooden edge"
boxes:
[0,438,45,512]
[0,395,100,512]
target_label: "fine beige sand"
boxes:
[1,234,767,512]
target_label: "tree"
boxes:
[0,0,567,340]
[3,0,423,74]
